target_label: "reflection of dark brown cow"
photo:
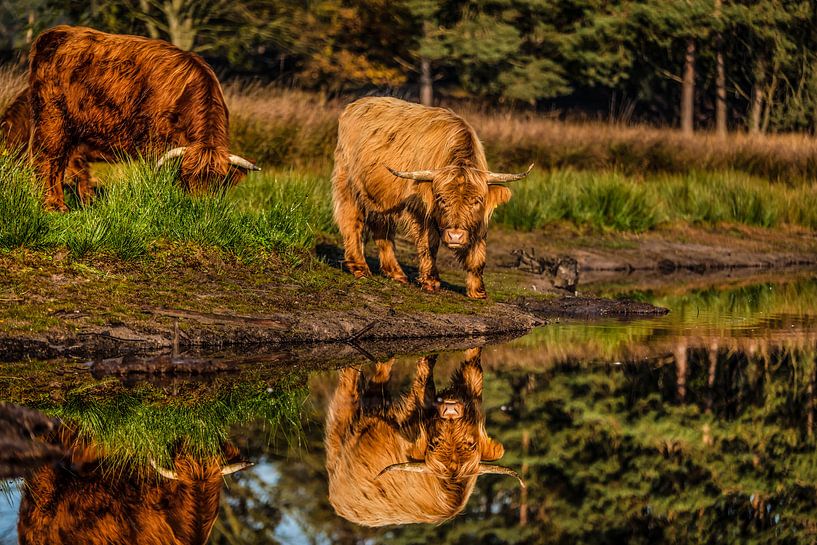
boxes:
[17,430,251,545]
[28,25,257,211]
[332,97,532,298]
[1,88,107,205]
[325,348,524,526]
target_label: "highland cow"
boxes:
[27,25,258,211]
[17,428,251,545]
[325,348,524,527]
[1,88,107,204]
[332,97,532,298]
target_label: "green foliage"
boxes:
[492,169,817,232]
[38,376,306,471]
[0,154,49,248]
[0,159,326,259]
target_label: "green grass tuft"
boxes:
[0,155,50,248]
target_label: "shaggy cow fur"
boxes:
[28,25,254,211]
[325,348,521,526]
[1,88,106,204]
[332,97,529,298]
[17,429,249,545]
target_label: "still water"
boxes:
[3,274,817,544]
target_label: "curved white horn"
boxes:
[477,463,526,488]
[229,154,260,171]
[377,461,430,477]
[486,163,534,184]
[150,459,178,480]
[157,147,187,168]
[385,165,438,181]
[221,461,254,475]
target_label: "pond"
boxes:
[3,273,817,544]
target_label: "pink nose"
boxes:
[443,229,468,247]
[438,401,463,419]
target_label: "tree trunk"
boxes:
[714,0,726,136]
[139,0,160,39]
[749,86,763,134]
[681,38,696,134]
[675,341,688,402]
[761,72,778,134]
[25,10,34,44]
[163,0,196,51]
[420,58,433,106]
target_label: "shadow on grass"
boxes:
[315,241,466,296]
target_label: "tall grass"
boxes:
[41,377,307,471]
[493,169,817,232]
[224,86,817,182]
[0,155,328,259]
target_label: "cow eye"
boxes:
[468,443,477,452]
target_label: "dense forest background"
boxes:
[0,0,815,133]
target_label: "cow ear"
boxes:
[480,437,505,461]
[485,186,511,222]
[487,185,512,209]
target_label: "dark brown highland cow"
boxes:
[1,88,107,204]
[332,97,532,298]
[325,348,525,527]
[17,429,251,545]
[28,25,258,211]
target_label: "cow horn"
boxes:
[150,459,178,480]
[376,461,431,477]
[477,464,527,488]
[221,461,254,475]
[486,163,534,184]
[385,165,438,181]
[229,154,261,171]
[157,147,187,167]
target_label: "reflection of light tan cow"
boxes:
[17,429,251,545]
[325,348,524,526]
[332,97,532,298]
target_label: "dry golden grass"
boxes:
[0,65,25,113]
[224,86,817,182]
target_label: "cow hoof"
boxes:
[352,270,372,280]
[45,201,68,213]
[421,282,440,293]
[467,290,488,299]
[384,272,409,284]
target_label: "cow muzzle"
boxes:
[443,229,468,249]
[436,399,464,420]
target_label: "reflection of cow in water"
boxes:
[325,347,524,526]
[17,429,251,545]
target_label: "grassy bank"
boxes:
[3,155,817,265]
[1,359,308,469]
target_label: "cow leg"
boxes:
[332,166,371,278]
[390,355,436,423]
[370,215,407,284]
[326,368,363,435]
[463,239,488,299]
[406,215,441,292]
[366,358,394,417]
[456,347,484,398]
[67,154,94,205]
[29,97,71,212]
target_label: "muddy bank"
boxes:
[0,293,671,362]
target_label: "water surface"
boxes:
[3,274,817,544]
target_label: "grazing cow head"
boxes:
[387,164,533,249]
[325,348,524,526]
[157,144,260,192]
